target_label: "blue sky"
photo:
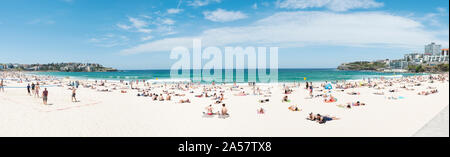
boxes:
[0,0,448,69]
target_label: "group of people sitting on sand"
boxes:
[204,104,229,118]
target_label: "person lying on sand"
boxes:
[348,101,365,106]
[288,105,301,111]
[259,99,270,103]
[324,95,337,103]
[307,113,317,121]
[179,99,190,103]
[316,114,340,124]
[337,104,351,109]
[234,91,247,96]
[347,92,360,95]
[373,92,384,95]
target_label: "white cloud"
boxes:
[129,17,148,29]
[167,8,183,14]
[276,0,383,12]
[121,11,448,54]
[141,36,154,41]
[117,17,152,33]
[116,24,132,30]
[203,9,248,22]
[162,18,176,25]
[187,0,221,7]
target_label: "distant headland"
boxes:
[0,63,117,72]
[338,42,449,73]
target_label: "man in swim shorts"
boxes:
[72,88,77,102]
[42,88,48,105]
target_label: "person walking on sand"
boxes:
[31,82,35,96]
[27,83,31,95]
[72,88,77,102]
[0,79,4,92]
[42,88,48,105]
[35,83,40,98]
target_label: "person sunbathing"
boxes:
[317,114,340,124]
[259,99,270,103]
[324,95,337,103]
[288,105,301,111]
[179,99,190,103]
[337,104,351,109]
[348,101,365,106]
[347,92,360,95]
[373,92,384,95]
[307,113,317,121]
[195,93,203,98]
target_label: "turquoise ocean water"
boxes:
[32,69,425,83]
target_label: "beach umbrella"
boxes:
[325,83,333,90]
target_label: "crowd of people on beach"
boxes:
[0,71,448,124]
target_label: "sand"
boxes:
[0,72,449,137]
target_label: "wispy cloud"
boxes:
[89,34,129,48]
[117,17,152,33]
[187,0,221,7]
[121,11,448,54]
[203,9,248,22]
[276,0,384,12]
[141,36,154,41]
[167,8,183,14]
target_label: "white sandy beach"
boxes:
[0,72,448,137]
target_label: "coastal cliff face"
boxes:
[337,61,387,71]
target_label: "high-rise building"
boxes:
[425,42,442,55]
[442,48,449,56]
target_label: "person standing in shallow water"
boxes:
[42,88,48,105]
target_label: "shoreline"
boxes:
[21,70,431,84]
